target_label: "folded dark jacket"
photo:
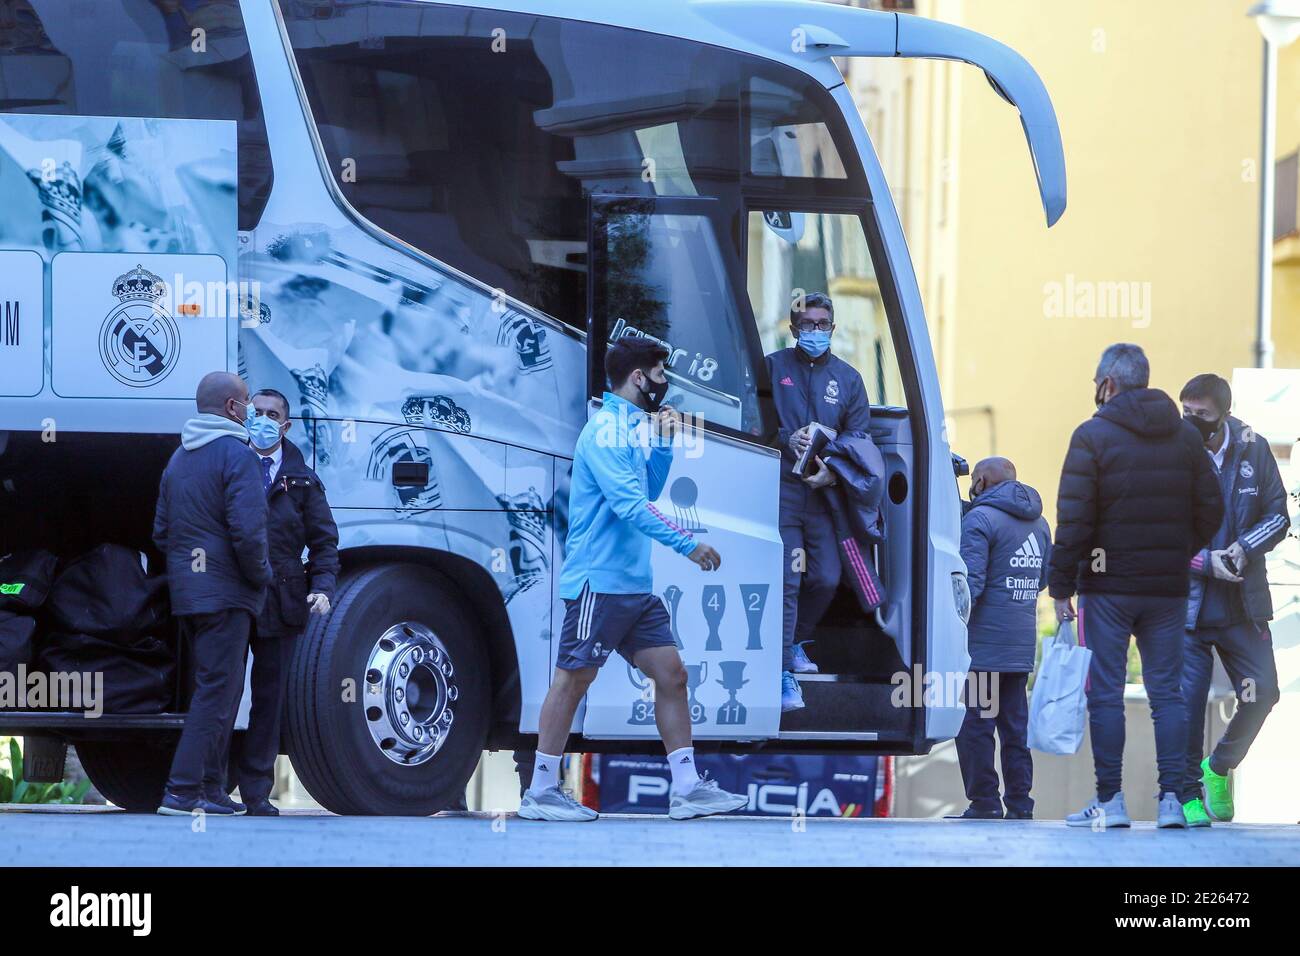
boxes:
[820,433,887,613]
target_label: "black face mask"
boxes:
[638,372,669,413]
[1094,379,1108,408]
[1185,413,1219,442]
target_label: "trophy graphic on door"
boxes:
[669,477,706,533]
[626,663,657,726]
[715,660,749,726]
[739,583,769,651]
[702,585,725,651]
[684,661,708,725]
[662,584,684,649]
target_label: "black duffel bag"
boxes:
[0,549,59,612]
[48,544,168,644]
[38,631,176,714]
[0,609,37,673]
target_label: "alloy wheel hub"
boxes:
[363,622,457,766]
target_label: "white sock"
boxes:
[667,747,699,795]
[529,751,562,794]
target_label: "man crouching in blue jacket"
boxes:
[1178,374,1289,827]
[950,457,1051,820]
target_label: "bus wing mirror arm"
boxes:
[894,14,1067,227]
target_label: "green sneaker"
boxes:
[1182,797,1212,828]
[1200,757,1234,822]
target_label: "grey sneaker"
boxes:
[1157,791,1187,829]
[517,786,598,822]
[668,775,748,820]
[1065,793,1131,829]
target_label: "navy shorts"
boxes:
[556,586,676,671]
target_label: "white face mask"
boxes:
[248,413,284,450]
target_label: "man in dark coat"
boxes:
[224,387,340,815]
[950,457,1051,820]
[765,292,872,713]
[1049,344,1223,829]
[1178,374,1288,827]
[153,371,270,816]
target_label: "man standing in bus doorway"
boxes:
[215,387,340,816]
[766,292,872,712]
[1049,344,1222,830]
[1177,374,1288,828]
[518,337,747,822]
[153,371,271,816]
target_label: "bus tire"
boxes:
[283,564,491,816]
[75,739,174,812]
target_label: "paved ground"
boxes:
[2,805,1298,866]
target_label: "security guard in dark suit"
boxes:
[228,387,340,815]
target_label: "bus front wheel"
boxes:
[283,564,491,815]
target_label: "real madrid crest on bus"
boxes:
[99,264,180,388]
[496,309,552,374]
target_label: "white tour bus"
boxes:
[0,0,1065,814]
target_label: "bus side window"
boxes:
[0,0,273,232]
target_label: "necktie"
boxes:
[261,456,274,492]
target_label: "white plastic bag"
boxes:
[1027,620,1093,755]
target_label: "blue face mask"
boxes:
[248,413,283,451]
[798,329,831,358]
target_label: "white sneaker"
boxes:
[1066,793,1131,829]
[517,786,598,822]
[668,775,748,820]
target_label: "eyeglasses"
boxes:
[794,319,834,332]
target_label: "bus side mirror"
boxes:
[951,453,969,478]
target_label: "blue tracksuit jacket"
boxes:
[558,393,697,599]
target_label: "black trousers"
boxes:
[1182,620,1280,802]
[954,671,1033,814]
[166,609,252,799]
[234,626,291,803]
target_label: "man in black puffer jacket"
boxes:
[1049,344,1223,830]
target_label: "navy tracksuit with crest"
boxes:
[1181,417,1288,802]
[765,346,871,672]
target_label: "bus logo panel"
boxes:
[98,264,180,388]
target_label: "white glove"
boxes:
[307,592,332,615]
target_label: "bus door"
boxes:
[579,194,784,740]
[743,201,919,743]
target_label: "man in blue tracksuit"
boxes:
[1178,374,1289,827]
[950,457,1051,820]
[765,292,872,712]
[517,337,746,822]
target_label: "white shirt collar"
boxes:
[1208,425,1229,471]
